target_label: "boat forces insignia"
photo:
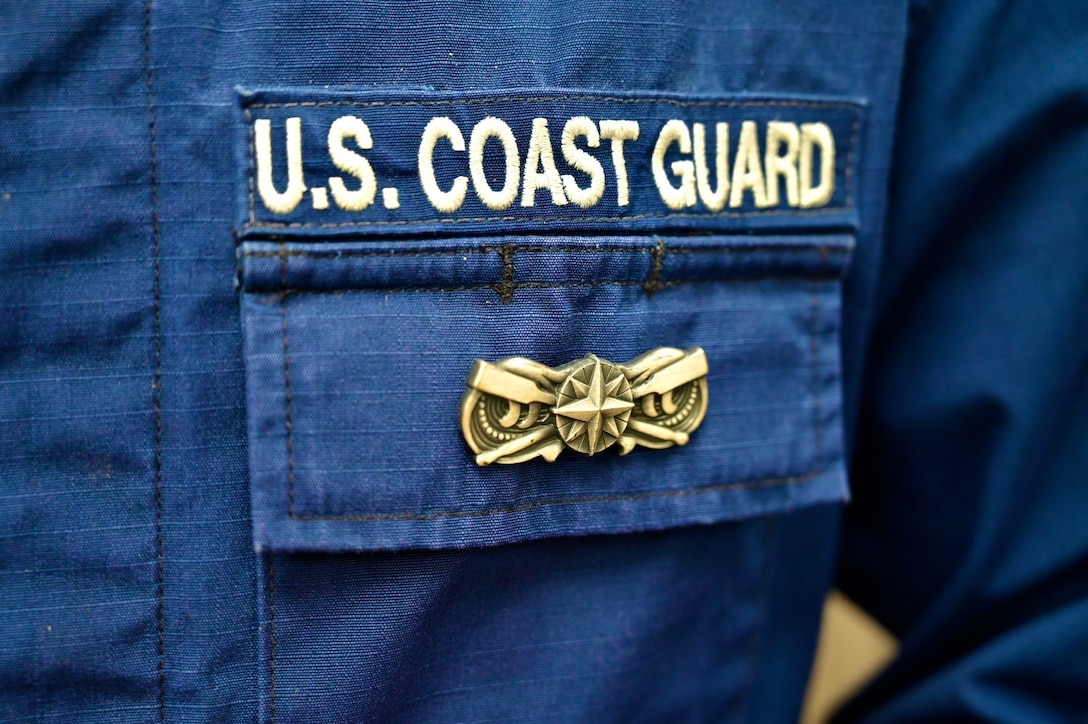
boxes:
[460,347,709,465]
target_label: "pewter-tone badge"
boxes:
[460,347,709,465]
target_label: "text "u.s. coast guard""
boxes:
[253,115,836,215]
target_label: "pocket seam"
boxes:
[241,241,850,297]
[276,248,831,520]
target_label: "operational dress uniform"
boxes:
[2,0,1086,721]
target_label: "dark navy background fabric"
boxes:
[3,0,1087,723]
[236,89,862,236]
[834,0,1088,720]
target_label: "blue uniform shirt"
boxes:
[1,0,1086,721]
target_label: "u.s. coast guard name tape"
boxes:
[236,88,862,237]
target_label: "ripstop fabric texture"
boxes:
[2,0,1088,722]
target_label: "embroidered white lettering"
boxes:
[381,187,400,210]
[327,115,377,211]
[255,117,306,214]
[799,122,835,208]
[418,117,469,213]
[559,117,605,209]
[652,120,697,210]
[693,122,729,211]
[764,122,800,208]
[250,107,844,220]
[729,120,769,208]
[521,118,569,207]
[469,117,520,211]
[598,120,639,207]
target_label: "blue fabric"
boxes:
[2,0,1086,722]
[240,235,850,551]
[833,0,1088,720]
[256,521,781,721]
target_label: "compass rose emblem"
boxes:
[552,356,635,455]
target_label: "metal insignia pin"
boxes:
[460,347,709,465]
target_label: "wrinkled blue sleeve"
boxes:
[837,0,1088,720]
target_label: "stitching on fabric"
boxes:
[273,276,838,296]
[280,250,298,518]
[737,514,779,722]
[242,97,860,228]
[246,96,859,110]
[143,1,166,719]
[471,117,522,210]
[280,281,643,295]
[242,205,852,230]
[643,238,666,295]
[276,259,831,521]
[267,556,277,724]
[288,471,819,522]
[496,243,516,303]
[664,245,851,255]
[239,244,852,260]
[810,250,827,456]
[251,242,849,295]
[736,258,827,720]
[245,108,256,225]
[845,112,860,208]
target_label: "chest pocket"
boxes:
[236,88,858,552]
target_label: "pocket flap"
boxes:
[238,235,851,551]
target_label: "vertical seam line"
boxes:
[495,243,516,304]
[736,255,821,720]
[246,108,256,225]
[810,250,827,457]
[143,0,166,720]
[737,515,779,721]
[267,556,278,723]
[281,246,297,517]
[644,238,667,295]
